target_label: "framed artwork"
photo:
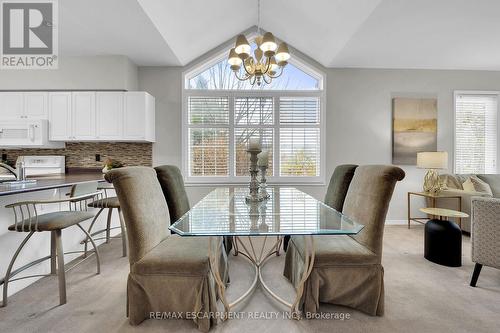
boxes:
[392,97,437,165]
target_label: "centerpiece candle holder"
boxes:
[246,146,264,204]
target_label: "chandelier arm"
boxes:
[234,70,252,81]
[250,75,257,86]
[268,66,285,79]
[261,57,272,76]
[242,58,255,76]
[263,74,272,84]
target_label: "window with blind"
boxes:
[455,92,499,174]
[183,48,324,183]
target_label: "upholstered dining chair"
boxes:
[105,167,228,332]
[283,164,358,251]
[154,165,233,255]
[470,197,500,287]
[284,165,405,316]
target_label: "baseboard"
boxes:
[385,219,408,225]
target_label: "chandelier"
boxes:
[227,0,290,86]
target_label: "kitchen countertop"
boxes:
[0,173,107,196]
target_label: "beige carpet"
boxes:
[0,225,499,333]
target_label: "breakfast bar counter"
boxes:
[0,173,106,197]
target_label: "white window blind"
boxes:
[188,97,229,124]
[455,93,498,174]
[280,97,320,124]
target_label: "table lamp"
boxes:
[417,151,448,193]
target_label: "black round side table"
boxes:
[420,208,468,267]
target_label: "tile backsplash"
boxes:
[1,142,152,169]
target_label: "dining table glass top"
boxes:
[169,187,364,236]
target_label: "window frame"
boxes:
[182,50,326,186]
[453,90,500,174]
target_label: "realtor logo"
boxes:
[0,0,58,69]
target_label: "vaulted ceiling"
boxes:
[60,0,500,70]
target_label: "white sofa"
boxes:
[432,174,500,233]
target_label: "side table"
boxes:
[407,191,462,229]
[420,207,469,267]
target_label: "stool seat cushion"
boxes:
[8,211,95,232]
[290,235,379,266]
[88,197,120,208]
[131,236,210,276]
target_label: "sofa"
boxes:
[433,174,500,232]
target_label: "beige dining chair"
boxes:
[283,164,358,251]
[284,165,405,316]
[105,166,228,332]
[1,181,102,307]
[154,164,233,254]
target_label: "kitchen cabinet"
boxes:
[48,92,72,141]
[0,92,48,119]
[96,92,123,140]
[48,91,155,142]
[24,92,48,118]
[72,92,96,140]
[124,92,155,141]
[0,92,24,119]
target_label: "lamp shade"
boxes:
[417,151,448,169]
[235,34,251,58]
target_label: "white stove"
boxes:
[16,156,66,176]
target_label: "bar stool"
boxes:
[82,183,127,257]
[0,181,102,307]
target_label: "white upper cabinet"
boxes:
[0,92,49,119]
[124,92,155,141]
[72,92,96,140]
[24,92,48,119]
[96,92,123,140]
[48,92,72,141]
[48,91,155,142]
[0,92,24,119]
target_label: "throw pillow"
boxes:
[462,178,475,192]
[470,176,493,196]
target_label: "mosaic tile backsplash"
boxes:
[1,142,152,169]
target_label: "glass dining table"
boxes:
[169,187,364,318]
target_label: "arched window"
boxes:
[182,42,325,184]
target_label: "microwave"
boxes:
[0,119,64,148]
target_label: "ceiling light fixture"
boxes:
[228,0,290,86]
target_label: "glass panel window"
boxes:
[280,128,320,176]
[189,128,229,176]
[280,97,320,124]
[184,44,324,183]
[187,58,321,91]
[235,97,273,125]
[455,93,498,174]
[188,97,229,124]
[234,128,274,176]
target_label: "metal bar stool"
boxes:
[0,181,102,307]
[82,183,127,257]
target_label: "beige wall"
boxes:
[0,56,138,91]
[138,66,500,221]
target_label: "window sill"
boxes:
[184,181,326,187]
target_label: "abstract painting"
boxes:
[392,97,437,165]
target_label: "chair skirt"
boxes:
[283,239,384,316]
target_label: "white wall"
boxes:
[139,66,500,220]
[0,56,138,91]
